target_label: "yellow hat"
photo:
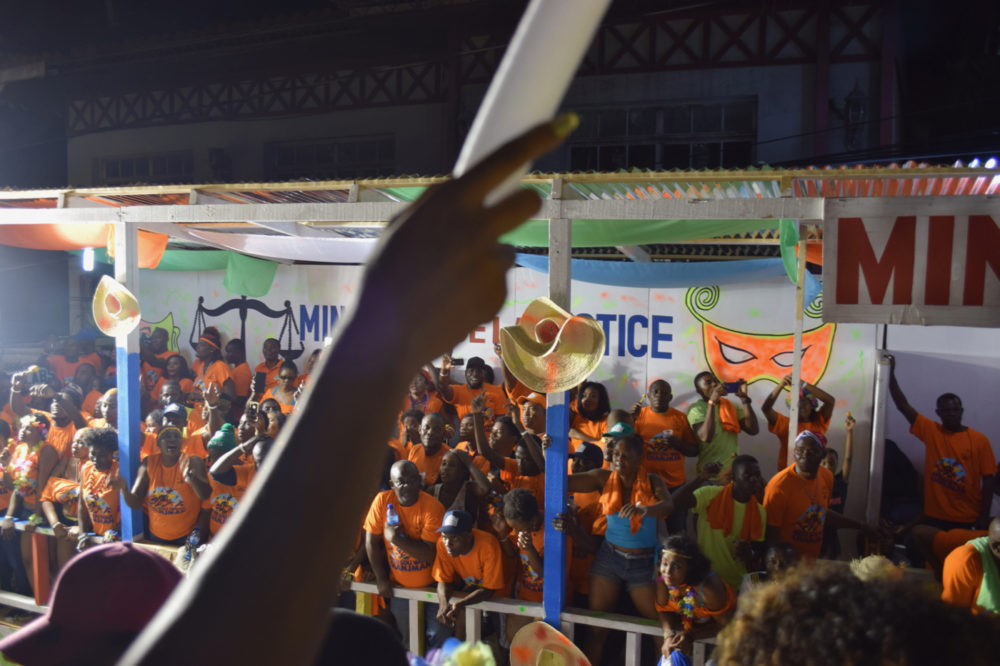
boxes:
[92,275,141,337]
[500,297,605,394]
[509,620,590,666]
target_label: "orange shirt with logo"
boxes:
[408,444,451,487]
[762,465,833,561]
[80,460,120,536]
[634,406,698,488]
[912,414,996,523]
[768,412,831,472]
[432,528,505,591]
[204,464,256,537]
[40,477,80,524]
[510,527,547,602]
[363,489,445,588]
[144,453,203,541]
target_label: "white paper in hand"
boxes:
[452,0,612,206]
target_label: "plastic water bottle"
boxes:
[386,503,400,526]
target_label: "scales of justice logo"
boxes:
[141,296,305,363]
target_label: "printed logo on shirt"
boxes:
[462,575,485,588]
[147,487,187,515]
[211,493,239,526]
[388,542,431,573]
[931,457,967,493]
[646,431,682,463]
[792,504,826,544]
[85,495,115,526]
[519,551,543,592]
[56,486,80,521]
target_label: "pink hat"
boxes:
[0,543,181,665]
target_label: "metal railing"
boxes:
[350,581,715,666]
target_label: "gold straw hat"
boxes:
[92,275,141,337]
[500,297,605,394]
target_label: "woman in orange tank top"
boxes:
[118,426,212,545]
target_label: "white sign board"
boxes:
[823,197,1000,327]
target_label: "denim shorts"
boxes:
[590,539,656,591]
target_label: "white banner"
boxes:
[823,197,1000,327]
[138,266,877,488]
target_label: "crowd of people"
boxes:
[0,118,997,665]
[4,318,996,664]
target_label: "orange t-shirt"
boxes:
[762,464,834,561]
[501,458,546,513]
[152,377,194,404]
[183,428,208,459]
[387,438,413,462]
[635,406,698,488]
[511,527,546,602]
[260,388,295,415]
[8,442,54,506]
[80,460,120,536]
[144,453,203,541]
[254,361,281,393]
[570,413,608,451]
[363,489,445,588]
[933,529,988,564]
[194,359,232,395]
[203,464,256,537]
[941,542,991,613]
[48,355,85,383]
[408,444,451,487]
[453,441,492,475]
[445,383,508,423]
[40,476,80,524]
[912,414,996,523]
[432,528,505,591]
[47,421,77,460]
[79,352,103,374]
[141,432,158,461]
[141,350,174,385]
[399,394,445,419]
[768,412,831,472]
[81,390,103,418]
[230,363,253,399]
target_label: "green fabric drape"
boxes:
[500,218,784,248]
[80,248,278,297]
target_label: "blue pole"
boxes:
[113,219,144,542]
[117,346,143,541]
[542,390,569,626]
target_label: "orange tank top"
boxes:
[144,454,202,541]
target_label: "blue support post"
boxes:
[542,390,569,627]
[116,346,143,541]
[113,219,144,542]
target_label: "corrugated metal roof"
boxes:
[0,160,995,261]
